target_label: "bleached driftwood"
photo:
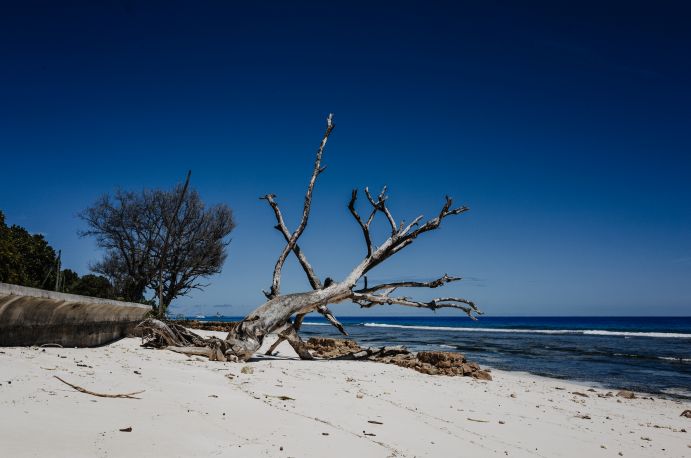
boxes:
[138,114,479,361]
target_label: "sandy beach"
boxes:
[1,330,688,457]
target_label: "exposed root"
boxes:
[136,318,243,362]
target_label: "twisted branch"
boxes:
[261,194,322,291]
[347,194,469,277]
[351,292,480,319]
[348,189,373,257]
[356,274,461,294]
[364,186,397,235]
[261,192,347,338]
[348,185,399,256]
[266,113,334,299]
[317,305,347,335]
[403,196,469,242]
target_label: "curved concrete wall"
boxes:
[0,283,151,347]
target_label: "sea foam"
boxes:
[361,322,691,338]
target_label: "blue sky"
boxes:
[1,1,690,317]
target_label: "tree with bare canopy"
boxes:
[138,114,480,361]
[79,176,235,317]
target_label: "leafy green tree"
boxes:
[0,212,118,300]
[60,268,80,292]
[66,273,115,299]
[0,211,18,283]
[0,211,58,288]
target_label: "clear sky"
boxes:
[1,1,690,317]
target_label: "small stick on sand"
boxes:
[265,394,295,401]
[53,376,144,399]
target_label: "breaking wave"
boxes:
[361,322,691,338]
[656,356,691,362]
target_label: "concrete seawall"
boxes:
[0,283,150,347]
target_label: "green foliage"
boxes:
[0,211,17,283]
[0,211,117,300]
[0,210,57,288]
[60,268,80,291]
[65,273,114,299]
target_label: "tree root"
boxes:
[136,318,240,362]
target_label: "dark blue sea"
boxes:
[195,316,691,399]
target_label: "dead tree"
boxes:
[138,114,480,361]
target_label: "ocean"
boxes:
[195,316,691,399]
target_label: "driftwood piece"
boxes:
[136,319,238,362]
[137,114,479,363]
[54,376,144,399]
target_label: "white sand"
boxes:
[1,330,688,457]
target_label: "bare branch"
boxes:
[356,274,461,294]
[349,185,401,256]
[267,113,334,299]
[351,292,480,319]
[261,193,347,337]
[265,314,309,356]
[157,170,192,315]
[54,376,144,399]
[348,189,373,257]
[261,194,322,292]
[272,321,314,360]
[403,196,469,241]
[355,195,469,276]
[364,186,397,235]
[316,305,348,335]
[260,190,348,348]
[400,215,424,236]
